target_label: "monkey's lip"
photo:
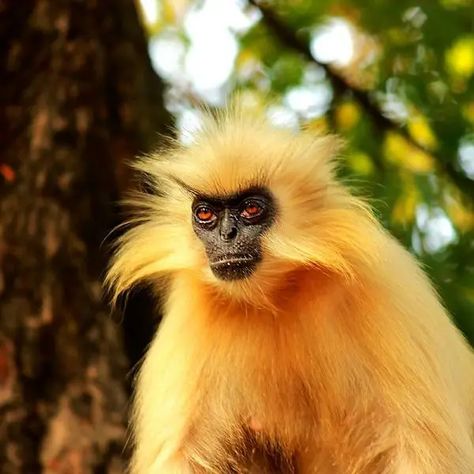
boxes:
[209,255,259,281]
[210,255,258,267]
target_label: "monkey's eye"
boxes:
[194,206,217,223]
[240,201,264,220]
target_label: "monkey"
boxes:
[107,103,474,473]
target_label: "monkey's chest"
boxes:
[191,322,317,469]
[208,357,313,443]
[193,366,308,473]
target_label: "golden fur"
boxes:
[107,104,474,473]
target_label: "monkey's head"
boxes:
[107,104,377,305]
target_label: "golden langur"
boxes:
[107,104,474,473]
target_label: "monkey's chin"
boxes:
[209,257,258,281]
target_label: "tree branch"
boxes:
[248,0,473,201]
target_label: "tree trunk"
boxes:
[0,1,170,472]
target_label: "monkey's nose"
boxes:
[220,210,238,241]
[220,225,238,241]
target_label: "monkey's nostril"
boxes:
[221,226,238,241]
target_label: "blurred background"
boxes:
[0,0,472,472]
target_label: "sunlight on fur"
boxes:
[106,101,474,473]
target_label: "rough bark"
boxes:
[0,0,170,472]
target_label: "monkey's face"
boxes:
[191,187,276,281]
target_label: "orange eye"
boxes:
[195,206,216,222]
[241,202,263,219]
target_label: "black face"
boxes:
[192,187,276,281]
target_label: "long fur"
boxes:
[107,104,474,473]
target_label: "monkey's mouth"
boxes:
[210,255,260,281]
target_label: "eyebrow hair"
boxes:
[195,186,272,204]
[171,175,271,203]
[169,176,200,197]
